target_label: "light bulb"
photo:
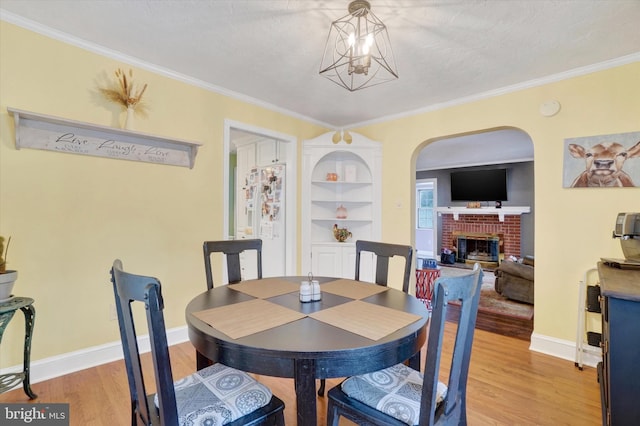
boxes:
[365,33,374,47]
[348,33,355,46]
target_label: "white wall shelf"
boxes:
[435,206,530,222]
[311,218,373,222]
[302,132,382,279]
[8,107,201,169]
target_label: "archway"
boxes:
[413,127,534,261]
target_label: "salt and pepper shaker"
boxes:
[299,279,312,303]
[300,273,321,303]
[310,273,321,301]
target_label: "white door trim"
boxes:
[416,178,438,258]
[223,119,297,275]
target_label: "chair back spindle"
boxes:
[203,239,263,289]
[355,240,413,293]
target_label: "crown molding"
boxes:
[0,9,334,130]
[2,9,638,130]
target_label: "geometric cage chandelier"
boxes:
[319,0,399,92]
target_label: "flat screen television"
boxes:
[450,168,508,201]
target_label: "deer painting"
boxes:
[568,140,640,187]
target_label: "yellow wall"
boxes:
[1,20,639,368]
[0,22,327,365]
[355,62,640,342]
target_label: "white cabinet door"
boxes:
[309,244,377,281]
[310,244,357,279]
[237,143,256,175]
[311,245,343,278]
[238,249,259,281]
[257,140,279,166]
[342,246,358,279]
[355,251,375,283]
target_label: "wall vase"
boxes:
[0,270,17,302]
[123,105,135,130]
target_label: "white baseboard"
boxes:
[0,326,189,386]
[530,332,602,368]
[2,328,601,390]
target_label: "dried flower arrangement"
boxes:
[99,68,148,116]
[0,236,11,274]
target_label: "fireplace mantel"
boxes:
[435,206,530,222]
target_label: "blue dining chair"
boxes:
[203,239,262,289]
[318,239,414,396]
[109,259,285,426]
[355,240,414,293]
[326,263,483,425]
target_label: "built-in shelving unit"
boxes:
[435,206,530,222]
[302,132,381,279]
[8,107,200,168]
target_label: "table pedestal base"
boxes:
[294,359,317,426]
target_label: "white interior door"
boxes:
[223,120,297,277]
[258,164,286,277]
[415,179,437,260]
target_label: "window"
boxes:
[417,188,434,229]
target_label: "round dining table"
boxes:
[185,276,429,426]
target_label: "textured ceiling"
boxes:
[1,1,639,169]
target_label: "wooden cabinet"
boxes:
[597,262,640,426]
[302,132,381,279]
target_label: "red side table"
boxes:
[415,268,441,311]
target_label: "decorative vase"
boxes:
[124,105,135,130]
[0,270,17,302]
[333,224,352,242]
[336,205,348,219]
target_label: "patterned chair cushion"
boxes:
[154,363,273,425]
[341,363,448,426]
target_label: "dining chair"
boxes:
[355,239,414,293]
[203,239,262,290]
[109,259,285,426]
[318,239,414,396]
[325,263,483,425]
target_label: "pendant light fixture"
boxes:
[319,0,398,91]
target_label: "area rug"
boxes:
[438,266,534,320]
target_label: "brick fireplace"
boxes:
[441,213,522,262]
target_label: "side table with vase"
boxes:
[0,296,37,399]
[415,259,441,311]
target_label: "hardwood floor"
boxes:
[447,303,534,341]
[442,264,534,341]
[0,322,600,425]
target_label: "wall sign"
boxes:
[8,107,200,169]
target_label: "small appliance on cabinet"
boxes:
[597,212,640,426]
